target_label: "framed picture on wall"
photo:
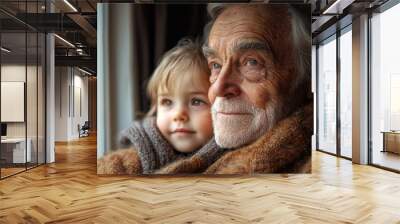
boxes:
[97,3,313,175]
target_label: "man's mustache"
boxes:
[211,97,265,114]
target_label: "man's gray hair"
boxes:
[203,3,311,96]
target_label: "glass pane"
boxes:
[340,28,352,158]
[27,31,38,169]
[318,36,337,154]
[1,31,27,177]
[371,3,400,171]
[38,33,45,165]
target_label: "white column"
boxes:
[352,14,369,164]
[46,33,55,163]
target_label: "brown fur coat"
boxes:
[97,103,312,175]
[159,103,312,174]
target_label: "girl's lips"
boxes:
[172,129,195,134]
[218,112,252,115]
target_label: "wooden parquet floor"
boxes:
[1,135,400,223]
[1,167,26,178]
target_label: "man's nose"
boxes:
[212,61,241,99]
[173,105,189,122]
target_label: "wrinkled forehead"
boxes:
[207,5,291,55]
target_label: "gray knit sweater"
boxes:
[119,117,224,174]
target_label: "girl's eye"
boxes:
[160,98,172,106]
[191,98,207,106]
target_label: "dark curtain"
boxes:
[132,4,208,115]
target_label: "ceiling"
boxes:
[0,0,393,75]
[0,0,98,74]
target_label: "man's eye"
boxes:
[209,62,222,83]
[160,99,172,106]
[245,59,259,67]
[210,62,222,70]
[191,98,207,106]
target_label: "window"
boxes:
[317,35,337,155]
[339,27,352,158]
[370,2,400,171]
[0,2,46,179]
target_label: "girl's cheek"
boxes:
[200,111,213,132]
[156,112,170,135]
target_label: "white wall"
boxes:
[1,65,42,137]
[1,64,46,164]
[55,67,68,141]
[73,73,89,137]
[1,65,26,137]
[54,67,89,141]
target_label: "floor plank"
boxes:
[372,150,400,171]
[0,135,399,223]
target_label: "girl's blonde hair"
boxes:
[146,38,210,116]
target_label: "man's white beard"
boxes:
[211,97,281,148]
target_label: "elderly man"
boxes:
[159,4,312,174]
[98,4,312,174]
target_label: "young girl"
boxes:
[98,39,223,175]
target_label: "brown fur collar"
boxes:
[158,103,313,174]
